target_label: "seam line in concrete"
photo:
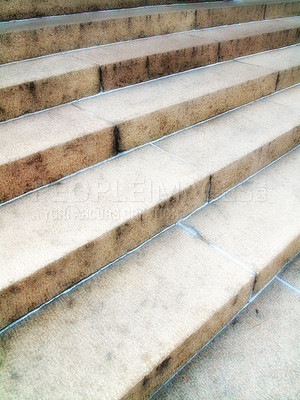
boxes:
[276,277,300,294]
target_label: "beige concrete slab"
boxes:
[0,5,196,63]
[0,105,116,202]
[0,54,99,122]
[238,44,300,90]
[184,148,300,293]
[156,88,300,199]
[72,32,219,91]
[77,58,279,150]
[1,1,299,63]
[278,254,300,290]
[0,145,209,329]
[0,226,254,399]
[153,278,300,400]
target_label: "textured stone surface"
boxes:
[153,278,300,400]
[73,16,300,90]
[184,148,300,293]
[3,49,295,202]
[77,58,278,150]
[0,0,218,21]
[0,145,209,329]
[2,17,298,121]
[0,5,196,63]
[0,54,99,121]
[156,87,300,199]
[0,105,115,202]
[0,227,254,399]
[238,44,300,90]
[265,0,300,18]
[193,16,300,61]
[196,2,265,28]
[278,254,300,290]
[1,1,299,63]
[73,32,219,91]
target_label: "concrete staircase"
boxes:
[0,0,299,398]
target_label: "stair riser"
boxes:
[0,0,219,22]
[0,178,209,330]
[1,2,300,64]
[218,28,299,62]
[210,125,300,199]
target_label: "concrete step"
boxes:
[0,46,299,202]
[0,148,298,400]
[1,1,299,63]
[1,0,219,22]
[153,257,300,400]
[183,148,300,294]
[1,16,299,122]
[0,85,299,330]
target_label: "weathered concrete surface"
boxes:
[0,145,209,330]
[184,148,300,293]
[153,278,300,400]
[0,227,254,399]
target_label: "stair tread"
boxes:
[184,147,300,293]
[0,147,298,399]
[0,85,299,330]
[153,269,300,400]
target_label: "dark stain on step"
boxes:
[156,356,171,374]
[142,375,150,387]
[116,223,130,240]
[45,268,56,276]
[26,153,43,166]
[9,285,21,294]
[28,81,36,95]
